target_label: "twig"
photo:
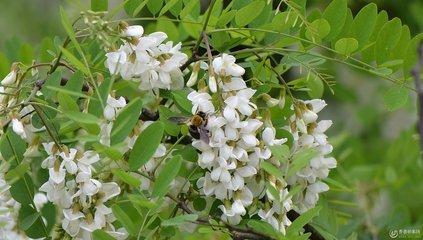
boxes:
[412,42,423,156]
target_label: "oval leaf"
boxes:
[152,155,182,198]
[129,121,164,170]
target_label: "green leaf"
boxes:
[65,111,100,124]
[124,0,148,16]
[180,0,199,19]
[383,87,408,111]
[93,229,115,240]
[349,3,377,49]
[9,174,34,205]
[172,90,193,114]
[287,207,322,236]
[159,0,180,16]
[112,205,138,235]
[322,0,347,41]
[112,169,141,187]
[152,155,183,198]
[247,219,281,239]
[129,121,164,170]
[269,145,290,163]
[147,0,163,15]
[235,1,265,27]
[159,106,180,137]
[375,18,402,64]
[218,10,236,28]
[88,77,113,117]
[361,10,388,63]
[91,0,108,11]
[334,38,359,56]
[18,204,47,238]
[305,19,331,41]
[0,129,27,163]
[57,92,79,112]
[162,214,198,226]
[59,46,89,75]
[128,194,158,209]
[64,70,85,97]
[41,202,56,233]
[20,211,40,230]
[5,162,30,184]
[287,148,318,177]
[41,71,62,100]
[307,74,324,98]
[110,98,143,145]
[59,7,84,56]
[260,161,284,181]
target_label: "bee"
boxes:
[168,111,210,143]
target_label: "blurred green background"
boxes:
[0,0,422,239]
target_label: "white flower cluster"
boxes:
[39,143,126,239]
[188,54,336,234]
[105,25,188,91]
[189,54,288,227]
[287,100,337,213]
[0,172,27,240]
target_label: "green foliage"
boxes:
[110,97,143,145]
[129,121,164,170]
[152,155,183,197]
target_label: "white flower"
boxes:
[239,119,262,147]
[39,180,73,208]
[211,158,236,183]
[105,50,127,75]
[59,148,78,175]
[218,204,242,225]
[304,99,326,113]
[187,91,215,115]
[11,118,26,139]
[224,88,257,117]
[192,140,216,168]
[1,70,17,86]
[262,127,287,146]
[76,171,102,196]
[212,54,245,77]
[258,208,279,230]
[62,218,81,237]
[104,95,127,121]
[304,181,329,206]
[123,25,144,37]
[99,122,113,146]
[221,77,247,92]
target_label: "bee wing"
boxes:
[198,126,210,144]
[168,116,190,125]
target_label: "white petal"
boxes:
[124,25,144,37]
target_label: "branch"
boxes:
[412,42,423,156]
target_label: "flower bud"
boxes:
[1,70,17,86]
[208,74,217,93]
[11,118,26,139]
[187,62,200,87]
[124,25,144,37]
